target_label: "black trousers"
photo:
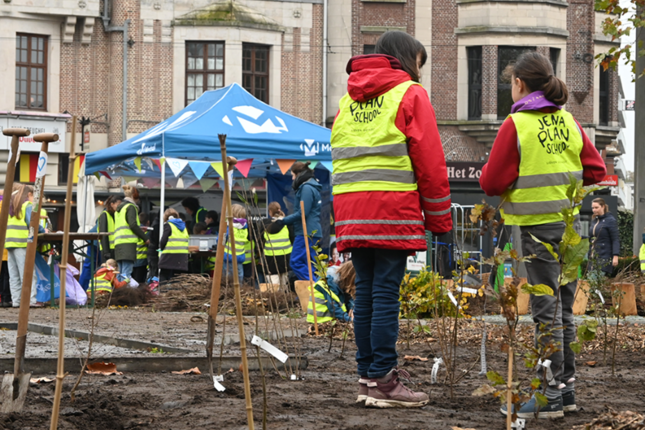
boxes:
[0,261,11,304]
[132,266,147,284]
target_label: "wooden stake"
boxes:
[506,346,513,430]
[219,134,254,430]
[0,128,29,278]
[300,200,318,336]
[207,157,236,379]
[50,117,77,429]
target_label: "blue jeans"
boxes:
[118,260,134,282]
[352,248,409,378]
[224,260,244,285]
[290,235,319,281]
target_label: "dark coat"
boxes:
[158,222,189,271]
[98,210,114,262]
[589,212,620,274]
[281,175,322,238]
[114,201,148,262]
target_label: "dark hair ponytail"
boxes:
[291,161,312,175]
[511,52,568,105]
[375,31,427,82]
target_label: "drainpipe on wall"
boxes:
[101,0,130,142]
[322,0,328,128]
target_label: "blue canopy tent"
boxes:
[84,82,333,244]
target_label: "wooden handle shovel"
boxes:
[1,132,58,413]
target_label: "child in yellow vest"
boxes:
[90,259,129,295]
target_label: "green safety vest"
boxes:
[98,210,115,251]
[307,280,347,324]
[6,201,31,249]
[331,80,419,195]
[196,207,206,223]
[640,244,645,274]
[40,208,51,253]
[263,227,292,257]
[224,227,248,262]
[93,271,114,293]
[501,109,584,226]
[136,225,148,262]
[114,203,139,246]
[161,222,189,255]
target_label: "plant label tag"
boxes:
[36,151,48,178]
[431,357,443,384]
[251,335,288,363]
[213,375,225,392]
[458,287,479,295]
[597,291,605,304]
[512,418,526,429]
[447,291,459,308]
[290,374,297,381]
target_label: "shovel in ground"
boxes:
[0,132,57,413]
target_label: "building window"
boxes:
[185,41,225,105]
[58,154,85,185]
[467,46,482,120]
[550,48,560,76]
[242,44,270,103]
[363,45,375,55]
[599,66,610,126]
[15,34,48,110]
[497,46,535,119]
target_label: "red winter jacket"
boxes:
[332,55,452,252]
[479,109,606,197]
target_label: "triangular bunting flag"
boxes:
[188,161,210,180]
[235,159,253,178]
[211,161,226,178]
[183,177,199,189]
[152,159,162,171]
[94,172,101,180]
[165,176,179,188]
[134,157,142,172]
[143,158,154,170]
[167,158,188,177]
[320,161,333,172]
[276,159,295,175]
[309,160,319,169]
[122,176,138,184]
[200,178,217,193]
[141,177,160,188]
[100,171,112,180]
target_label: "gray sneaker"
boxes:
[500,394,564,419]
[365,369,429,409]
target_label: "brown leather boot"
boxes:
[365,369,429,408]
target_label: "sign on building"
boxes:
[624,100,635,111]
[597,175,619,187]
[446,162,484,182]
[0,111,70,153]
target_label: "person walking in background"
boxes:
[272,162,322,281]
[114,185,148,284]
[588,197,620,277]
[0,191,12,307]
[479,52,606,418]
[98,195,121,263]
[133,212,151,285]
[159,208,189,283]
[331,31,452,408]
[6,184,47,308]
[182,197,206,233]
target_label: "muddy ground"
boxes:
[0,308,644,429]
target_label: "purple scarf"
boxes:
[511,91,560,113]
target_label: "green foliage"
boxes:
[534,392,549,407]
[521,284,554,297]
[578,319,599,341]
[595,0,644,77]
[486,371,506,387]
[399,269,457,319]
[569,341,582,354]
[617,210,634,257]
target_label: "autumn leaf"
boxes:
[522,283,554,296]
[403,355,429,362]
[472,384,496,397]
[486,371,506,386]
[535,392,549,407]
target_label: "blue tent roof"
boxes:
[85,83,332,177]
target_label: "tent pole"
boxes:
[158,158,166,279]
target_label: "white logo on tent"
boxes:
[223,105,289,134]
[301,139,318,157]
[133,111,197,143]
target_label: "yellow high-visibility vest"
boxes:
[224,227,248,262]
[92,272,114,293]
[161,223,189,255]
[640,244,645,274]
[501,109,584,226]
[114,203,139,246]
[307,280,347,324]
[136,227,148,262]
[6,201,31,249]
[331,80,419,195]
[264,227,292,257]
[99,210,116,251]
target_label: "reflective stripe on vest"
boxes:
[306,281,347,324]
[93,273,113,293]
[501,109,584,226]
[99,211,116,251]
[6,201,31,248]
[137,227,148,261]
[243,240,256,264]
[331,80,419,195]
[264,226,292,257]
[114,203,139,246]
[161,223,189,255]
[196,207,206,222]
[224,227,248,260]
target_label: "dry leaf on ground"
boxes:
[403,355,429,362]
[30,377,54,384]
[85,362,123,375]
[586,361,598,367]
[171,367,201,375]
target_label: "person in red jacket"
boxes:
[480,52,605,419]
[331,31,451,409]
